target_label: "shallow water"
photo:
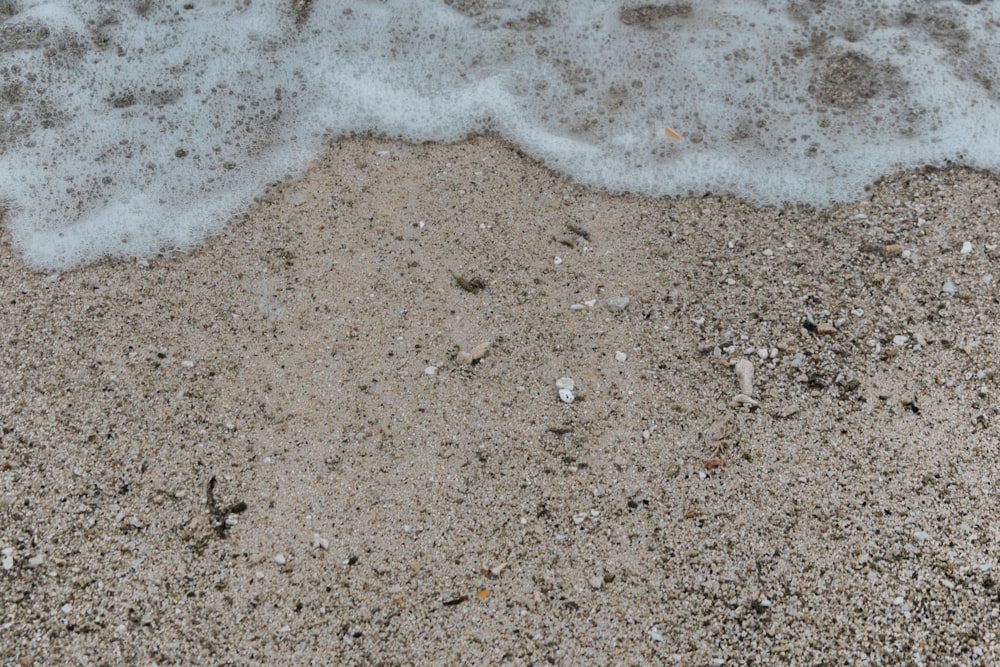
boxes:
[2,1,998,268]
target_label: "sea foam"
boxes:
[2,1,999,269]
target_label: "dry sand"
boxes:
[2,134,1000,665]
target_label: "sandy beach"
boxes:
[2,133,1000,665]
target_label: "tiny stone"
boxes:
[816,323,837,335]
[555,377,575,391]
[961,241,973,255]
[589,575,604,590]
[604,296,631,311]
[942,281,956,293]
[734,359,755,395]
[553,256,562,265]
[729,393,760,409]
[892,335,909,346]
[883,244,904,257]
[273,554,286,565]
[312,533,330,550]
[558,388,575,403]
[26,554,44,568]
[424,365,438,375]
[914,531,929,542]
[650,627,664,642]
[456,342,490,365]
[614,350,627,362]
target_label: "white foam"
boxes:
[2,1,1000,269]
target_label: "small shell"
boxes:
[734,359,755,396]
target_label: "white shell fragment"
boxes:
[734,359,755,396]
[556,377,576,403]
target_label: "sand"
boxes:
[2,134,1000,665]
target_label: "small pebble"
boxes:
[734,359,755,396]
[26,554,44,568]
[614,351,627,362]
[558,388,575,403]
[650,627,664,642]
[942,281,956,293]
[555,377,575,391]
[892,335,909,346]
[424,365,438,376]
[456,342,490,365]
[729,393,759,409]
[181,360,195,368]
[604,296,631,311]
[312,533,330,550]
[2,548,14,570]
[961,241,973,255]
[589,575,604,590]
[273,554,286,565]
[883,244,904,258]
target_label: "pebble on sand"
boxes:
[734,359,754,396]
[556,377,575,403]
[456,342,490,365]
[604,296,630,311]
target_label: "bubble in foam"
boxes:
[2,0,1000,269]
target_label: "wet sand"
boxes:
[2,134,1000,665]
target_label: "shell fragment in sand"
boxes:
[734,359,755,396]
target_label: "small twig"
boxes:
[207,476,248,537]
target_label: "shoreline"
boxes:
[3,134,1000,664]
